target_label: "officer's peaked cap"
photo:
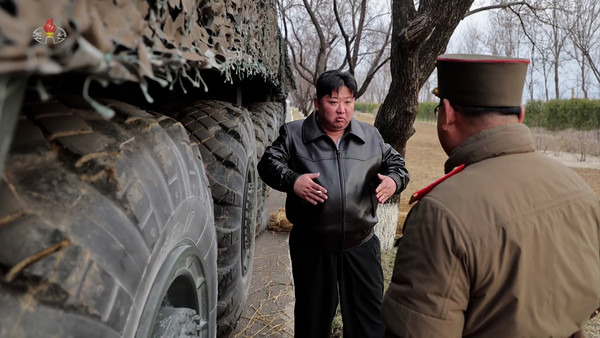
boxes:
[433,54,530,107]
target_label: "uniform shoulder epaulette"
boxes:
[409,164,465,204]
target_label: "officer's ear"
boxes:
[441,99,457,130]
[313,97,319,112]
[518,104,525,123]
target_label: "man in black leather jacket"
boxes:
[258,70,409,338]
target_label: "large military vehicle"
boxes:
[0,0,292,337]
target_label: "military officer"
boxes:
[382,54,600,337]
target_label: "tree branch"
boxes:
[302,0,328,82]
[356,56,390,98]
[465,2,535,18]
[287,15,315,83]
[356,21,391,98]
[351,0,368,72]
[507,6,545,56]
[333,0,353,73]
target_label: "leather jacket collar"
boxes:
[302,110,367,145]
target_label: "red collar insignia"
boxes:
[408,164,466,204]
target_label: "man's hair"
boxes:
[316,70,358,99]
[452,104,521,117]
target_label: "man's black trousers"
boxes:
[289,230,385,338]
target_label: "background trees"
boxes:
[280,0,600,145]
[278,0,392,115]
[567,0,600,91]
[279,0,597,143]
[375,0,475,157]
[278,0,600,248]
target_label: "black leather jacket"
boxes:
[258,112,409,251]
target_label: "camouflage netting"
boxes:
[0,0,293,101]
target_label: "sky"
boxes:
[442,0,600,101]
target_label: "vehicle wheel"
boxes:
[247,106,268,160]
[247,109,267,235]
[153,307,203,337]
[176,100,258,336]
[250,102,283,145]
[0,75,27,177]
[0,98,217,337]
[246,102,285,235]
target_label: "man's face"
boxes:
[314,86,354,134]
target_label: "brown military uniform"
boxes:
[383,123,600,337]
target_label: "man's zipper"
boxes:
[336,146,345,252]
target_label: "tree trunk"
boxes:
[375,199,400,251]
[529,46,535,102]
[554,60,560,99]
[376,0,474,153]
[373,0,474,249]
[541,59,550,101]
[373,36,420,250]
[376,64,419,156]
[580,59,588,99]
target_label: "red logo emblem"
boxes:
[33,18,67,45]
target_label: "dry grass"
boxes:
[233,228,295,337]
[403,122,599,195]
[531,127,600,160]
[234,288,295,337]
[267,208,292,232]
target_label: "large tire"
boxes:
[252,102,283,145]
[246,102,286,235]
[0,98,218,337]
[175,100,258,336]
[0,75,27,177]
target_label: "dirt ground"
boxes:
[232,190,293,338]
[232,119,600,337]
[401,121,599,204]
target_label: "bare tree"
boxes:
[279,0,392,114]
[567,0,600,88]
[484,7,526,57]
[292,76,318,116]
[536,0,571,99]
[369,1,544,245]
[375,0,469,160]
[333,0,392,98]
[361,66,392,103]
[515,0,599,100]
[279,0,339,115]
[418,73,437,103]
[369,1,547,195]
[376,1,537,156]
[524,11,553,101]
[569,45,589,99]
[528,43,536,101]
[452,22,486,55]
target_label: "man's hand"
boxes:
[293,173,328,205]
[376,173,396,204]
